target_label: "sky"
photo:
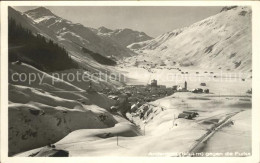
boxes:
[14,6,222,37]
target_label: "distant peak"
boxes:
[98,26,110,30]
[35,7,49,11]
[118,28,152,37]
[98,26,113,33]
[122,28,133,31]
[220,6,238,12]
[25,7,56,18]
[26,7,51,13]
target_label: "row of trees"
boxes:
[81,47,116,66]
[9,18,78,72]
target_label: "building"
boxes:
[204,89,209,93]
[177,85,183,91]
[178,113,192,119]
[172,85,178,91]
[184,81,187,90]
[151,79,157,87]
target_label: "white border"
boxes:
[1,1,260,163]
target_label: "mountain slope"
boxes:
[95,27,153,47]
[23,7,135,59]
[8,61,120,155]
[127,6,252,72]
[9,18,79,72]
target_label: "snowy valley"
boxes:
[8,6,252,157]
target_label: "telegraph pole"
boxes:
[143,120,147,136]
[173,114,176,127]
[117,134,118,146]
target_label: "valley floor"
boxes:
[14,65,252,157]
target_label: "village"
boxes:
[99,79,210,120]
[5,5,254,158]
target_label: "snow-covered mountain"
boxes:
[21,7,151,59]
[9,7,127,87]
[7,6,252,156]
[93,26,153,47]
[128,6,252,72]
[19,7,136,59]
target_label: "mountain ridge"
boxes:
[22,7,152,57]
[93,26,153,47]
[127,6,252,72]
[18,7,136,60]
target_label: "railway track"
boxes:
[187,111,241,155]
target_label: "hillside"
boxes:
[23,7,136,60]
[8,61,123,155]
[81,47,117,66]
[9,18,78,72]
[8,7,127,87]
[8,8,131,155]
[8,6,252,157]
[127,6,252,72]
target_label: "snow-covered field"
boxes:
[199,110,251,156]
[15,93,251,157]
[116,65,251,95]
[8,62,120,155]
[8,6,252,157]
[14,63,251,157]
